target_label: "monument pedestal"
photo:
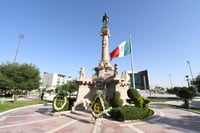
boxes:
[73,65,130,111]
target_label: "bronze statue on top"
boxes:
[102,12,109,27]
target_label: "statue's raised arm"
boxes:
[102,12,109,27]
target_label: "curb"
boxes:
[155,102,200,114]
[181,108,200,115]
[0,104,45,117]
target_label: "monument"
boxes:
[73,13,130,111]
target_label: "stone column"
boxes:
[94,25,113,78]
[100,26,110,64]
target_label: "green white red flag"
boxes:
[110,39,131,61]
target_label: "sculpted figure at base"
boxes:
[114,64,118,76]
[79,67,85,78]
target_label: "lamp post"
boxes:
[13,33,24,63]
[185,75,190,88]
[186,61,194,85]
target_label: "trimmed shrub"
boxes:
[110,91,123,108]
[109,106,153,121]
[134,96,144,108]
[143,98,150,110]
[127,88,150,110]
[127,88,140,101]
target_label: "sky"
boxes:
[0,0,200,88]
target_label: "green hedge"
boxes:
[127,88,140,101]
[109,106,154,121]
[110,91,123,108]
[127,88,150,109]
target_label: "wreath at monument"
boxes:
[53,92,69,112]
[88,90,112,119]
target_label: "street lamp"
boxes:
[185,75,190,88]
[13,33,24,63]
[186,61,194,85]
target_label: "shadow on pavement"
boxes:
[157,114,200,132]
[61,113,94,124]
[148,105,200,132]
[35,104,53,116]
[190,100,200,108]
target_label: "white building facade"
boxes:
[42,72,72,90]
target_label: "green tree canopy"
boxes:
[193,74,200,92]
[0,73,13,90]
[0,62,41,95]
[176,87,196,109]
[55,81,78,95]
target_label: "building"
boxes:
[128,70,150,90]
[42,72,72,90]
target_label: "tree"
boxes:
[55,84,68,96]
[167,86,182,94]
[176,87,196,109]
[193,75,200,92]
[55,81,78,95]
[53,82,78,112]
[0,73,13,96]
[0,62,41,102]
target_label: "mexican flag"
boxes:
[110,39,131,61]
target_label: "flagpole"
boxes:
[129,34,136,89]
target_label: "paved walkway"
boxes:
[0,103,200,133]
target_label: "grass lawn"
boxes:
[148,98,178,102]
[157,103,200,113]
[148,98,200,113]
[0,100,47,113]
[192,108,200,112]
